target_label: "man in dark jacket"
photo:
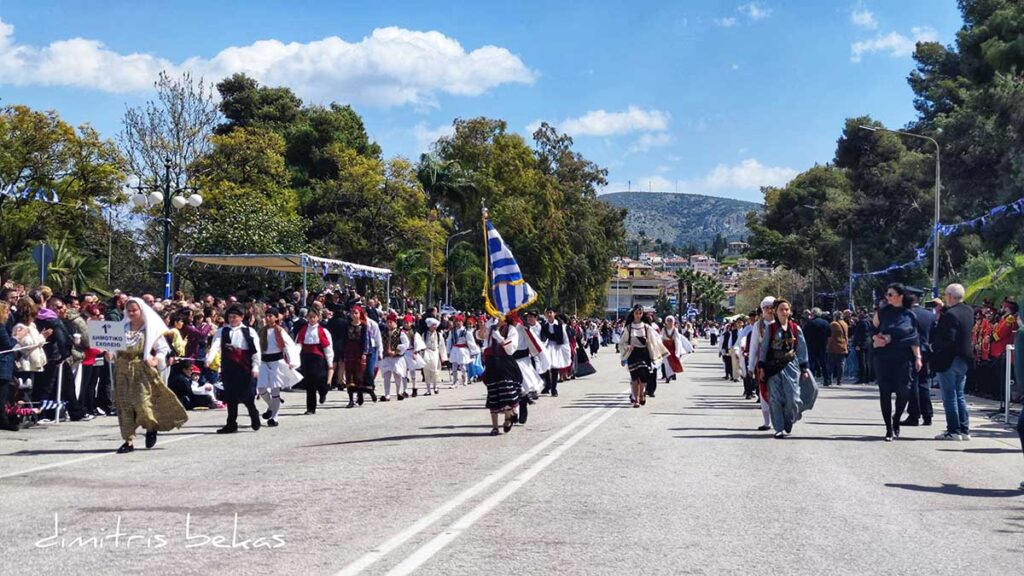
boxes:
[803,308,831,378]
[931,283,974,441]
[852,309,874,383]
[903,288,936,426]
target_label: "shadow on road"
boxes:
[885,483,1024,498]
[674,433,907,442]
[936,447,1020,455]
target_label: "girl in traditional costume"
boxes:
[343,306,373,407]
[257,307,301,426]
[620,305,667,408]
[113,298,188,453]
[483,316,522,435]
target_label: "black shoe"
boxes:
[116,442,134,454]
[267,419,278,427]
[757,425,771,431]
[318,393,327,405]
[490,427,500,436]
[251,419,261,431]
[303,411,315,415]
[541,388,550,395]
[899,418,919,427]
[217,426,238,434]
[503,419,514,433]
[893,425,900,438]
[784,425,792,434]
[396,394,404,401]
[262,410,272,420]
[774,432,784,439]
[145,430,158,449]
[357,396,365,406]
[648,393,656,398]
[403,392,410,399]
[346,401,355,408]
[412,388,418,398]
[518,412,527,424]
[551,391,559,397]
[922,418,932,426]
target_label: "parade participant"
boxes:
[483,315,523,435]
[447,314,473,388]
[525,311,551,392]
[365,309,383,394]
[207,304,263,432]
[512,312,545,424]
[422,317,444,396]
[257,307,300,427]
[380,312,409,401]
[661,316,693,383]
[643,310,661,397]
[734,310,758,399]
[343,306,373,407]
[403,314,427,397]
[467,316,486,382]
[540,308,571,397]
[621,305,667,408]
[756,299,809,439]
[113,298,188,452]
[708,324,719,346]
[871,283,922,442]
[745,295,774,430]
[294,308,334,414]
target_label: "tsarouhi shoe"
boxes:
[145,430,157,449]
[116,442,134,454]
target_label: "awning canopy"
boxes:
[173,253,391,280]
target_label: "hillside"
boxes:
[600,191,762,247]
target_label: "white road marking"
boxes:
[385,406,621,576]
[0,433,202,480]
[334,405,613,576]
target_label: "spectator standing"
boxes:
[804,308,831,379]
[903,289,936,427]
[931,284,974,441]
[825,311,848,386]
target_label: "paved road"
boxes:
[1,343,1021,576]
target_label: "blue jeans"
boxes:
[938,356,969,435]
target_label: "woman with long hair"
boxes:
[343,306,373,407]
[621,305,667,408]
[756,299,809,438]
[113,299,188,453]
[872,283,922,441]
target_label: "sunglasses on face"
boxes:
[886,292,898,298]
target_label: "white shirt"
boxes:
[301,324,335,365]
[747,318,774,374]
[366,318,383,360]
[206,324,262,370]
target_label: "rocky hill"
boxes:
[600,191,761,247]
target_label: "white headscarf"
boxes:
[126,297,168,362]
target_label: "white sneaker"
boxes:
[37,418,54,424]
[959,433,971,441]
[934,432,960,440]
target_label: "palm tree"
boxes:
[392,248,431,303]
[693,274,726,320]
[675,269,699,318]
[417,154,479,229]
[5,233,109,295]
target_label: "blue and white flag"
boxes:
[483,217,538,317]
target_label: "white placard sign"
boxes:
[87,319,128,352]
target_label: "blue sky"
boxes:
[0,0,964,203]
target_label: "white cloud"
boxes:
[533,106,670,137]
[850,26,938,63]
[737,2,772,21]
[850,3,878,29]
[0,18,535,107]
[702,158,796,190]
[600,158,796,197]
[627,132,673,154]
[715,17,738,28]
[413,122,455,152]
[731,63,741,70]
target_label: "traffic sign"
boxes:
[31,243,54,284]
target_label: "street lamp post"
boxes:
[130,159,202,299]
[859,125,941,297]
[444,229,473,307]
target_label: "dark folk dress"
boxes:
[484,326,522,414]
[626,323,654,383]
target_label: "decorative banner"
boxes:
[853,195,1024,280]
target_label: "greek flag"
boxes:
[483,218,538,317]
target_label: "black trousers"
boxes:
[78,365,96,415]
[222,367,258,428]
[875,355,914,434]
[743,374,756,397]
[302,354,329,413]
[722,355,733,379]
[1017,411,1024,457]
[856,347,873,383]
[543,369,559,394]
[905,360,933,422]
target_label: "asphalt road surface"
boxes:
[1,342,1022,576]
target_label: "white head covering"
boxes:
[126,297,167,361]
[425,317,440,329]
[664,315,676,324]
[760,296,777,309]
